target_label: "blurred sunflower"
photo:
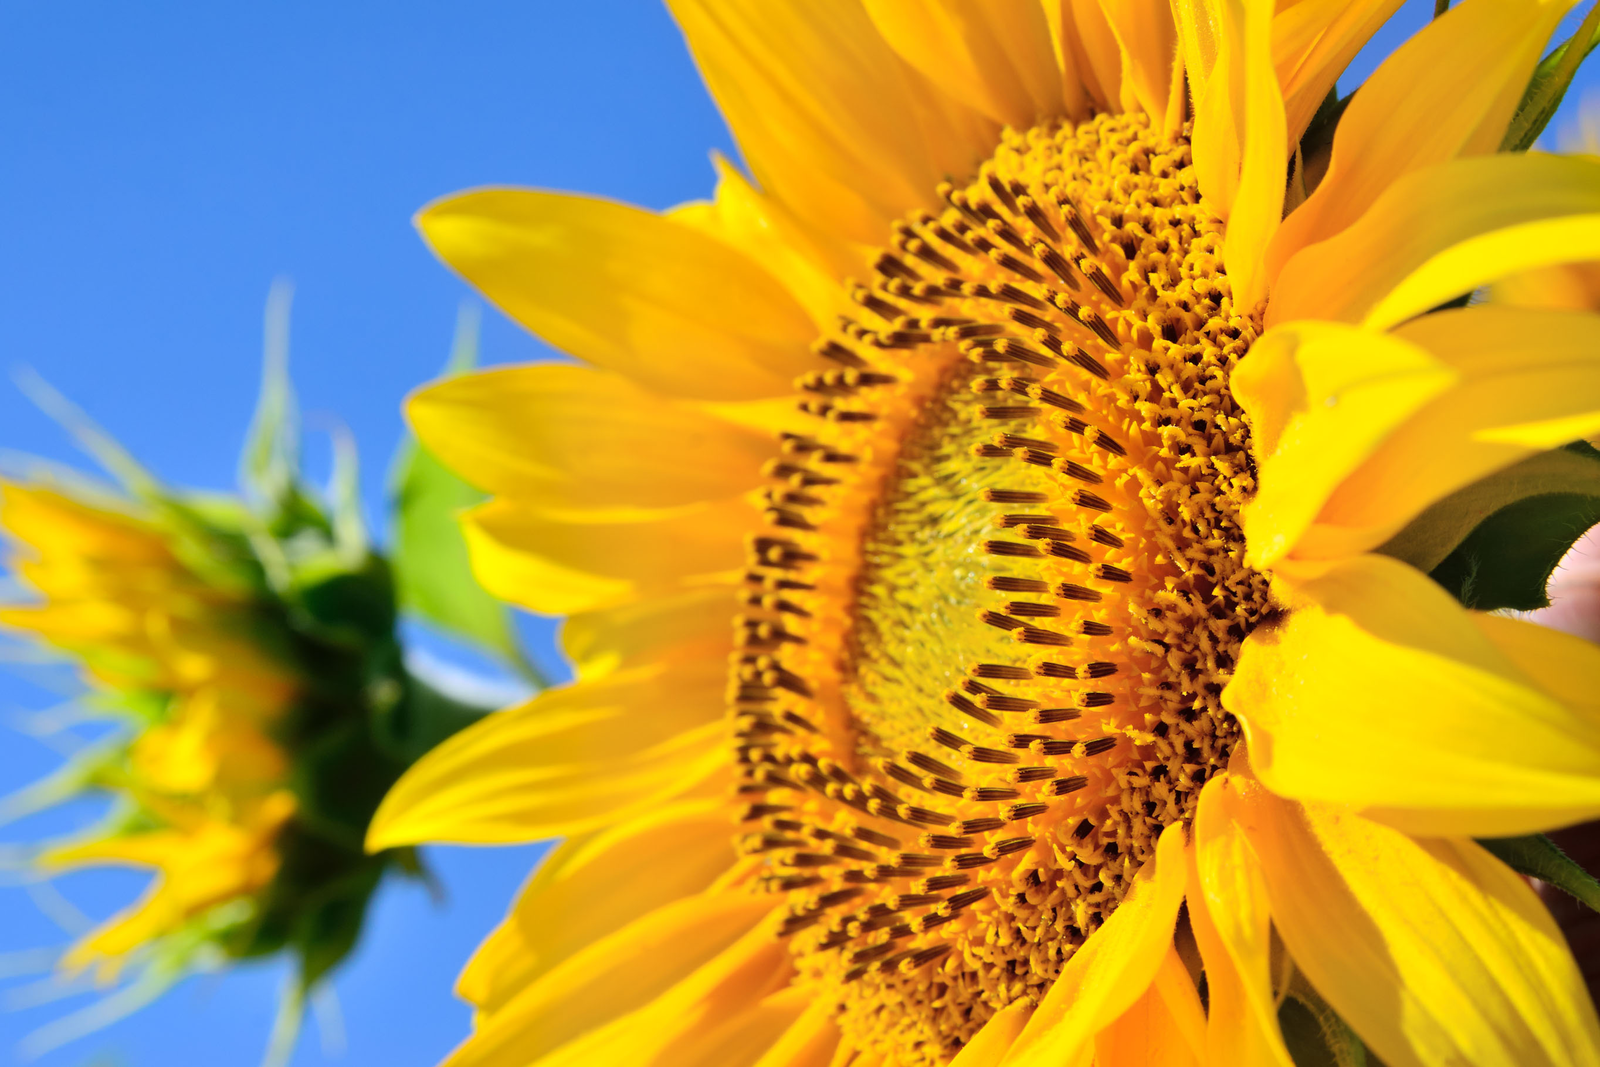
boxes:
[1,296,528,1059]
[370,1,1600,1065]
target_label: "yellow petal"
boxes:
[1043,0,1122,113]
[674,156,853,327]
[1228,553,1600,837]
[535,915,793,1067]
[1095,0,1179,130]
[409,363,774,511]
[1187,775,1296,1067]
[562,586,734,681]
[460,497,750,616]
[948,1000,1034,1067]
[444,892,778,1067]
[417,189,818,401]
[1367,213,1600,332]
[1231,320,1457,570]
[1472,612,1600,721]
[1271,153,1600,327]
[862,0,1065,129]
[1264,0,1576,287]
[1271,0,1404,144]
[660,985,813,1067]
[1296,307,1600,562]
[1235,784,1600,1067]
[752,994,840,1067]
[666,0,997,248]
[1092,947,1204,1067]
[1223,0,1286,308]
[367,662,730,847]
[457,797,737,1014]
[999,823,1188,1065]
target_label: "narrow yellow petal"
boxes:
[1224,0,1286,307]
[999,824,1188,1065]
[1296,307,1600,562]
[1472,613,1600,721]
[1264,0,1575,286]
[1271,0,1404,143]
[1188,775,1296,1067]
[416,189,818,401]
[1043,0,1122,113]
[948,1000,1034,1067]
[1228,554,1600,837]
[1272,153,1600,327]
[562,586,734,681]
[675,156,853,327]
[408,363,775,511]
[665,985,814,1067]
[535,916,793,1067]
[457,798,737,1014]
[367,662,730,847]
[1236,784,1600,1067]
[666,0,997,247]
[862,0,1065,129]
[1091,947,1204,1067]
[460,497,750,616]
[1367,213,1600,332]
[1231,320,1457,570]
[752,994,841,1067]
[445,892,778,1067]
[1095,0,1179,129]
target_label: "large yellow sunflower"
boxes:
[370,1,1600,1063]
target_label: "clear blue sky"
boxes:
[0,1,1597,1065]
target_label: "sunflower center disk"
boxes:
[731,112,1274,1064]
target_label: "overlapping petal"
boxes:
[443,892,777,1067]
[1264,0,1577,285]
[1187,776,1295,1067]
[460,497,750,616]
[455,797,737,1014]
[367,661,729,847]
[417,189,818,400]
[1228,553,1600,837]
[409,363,776,512]
[1000,824,1188,1065]
[1236,309,1600,567]
[1272,153,1600,327]
[862,0,1066,129]
[1234,782,1600,1067]
[666,0,996,248]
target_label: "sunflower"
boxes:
[1,480,300,973]
[369,1,1600,1063]
[0,312,518,1056]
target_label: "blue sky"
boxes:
[1,1,1598,1065]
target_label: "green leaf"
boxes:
[242,279,302,507]
[1428,442,1600,611]
[1479,833,1600,913]
[1380,443,1600,573]
[1280,969,1367,1067]
[387,306,527,672]
[1501,1,1600,153]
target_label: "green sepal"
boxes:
[241,281,302,511]
[1479,833,1600,913]
[387,305,531,676]
[1280,969,1367,1067]
[1501,3,1600,153]
[371,672,490,767]
[1380,442,1600,573]
[1427,441,1600,611]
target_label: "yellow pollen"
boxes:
[730,112,1274,1064]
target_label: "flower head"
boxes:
[373,2,1600,1064]
[1,302,516,1057]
